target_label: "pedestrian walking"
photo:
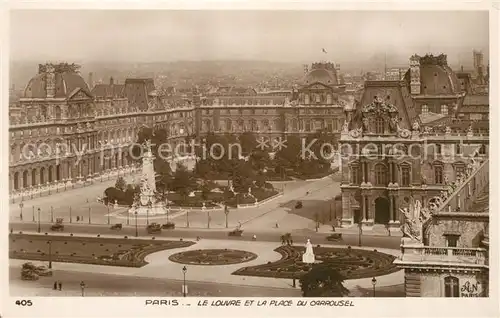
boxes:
[10,228,13,234]
[76,216,80,222]
[252,234,257,241]
[58,281,62,291]
[53,281,58,290]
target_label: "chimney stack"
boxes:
[88,72,94,90]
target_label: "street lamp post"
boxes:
[87,199,91,224]
[147,203,150,226]
[186,210,189,228]
[37,208,41,233]
[80,281,86,297]
[32,205,35,222]
[69,206,72,223]
[135,211,138,237]
[47,241,52,269]
[107,204,110,224]
[19,202,24,221]
[371,277,377,297]
[224,205,229,228]
[50,206,54,223]
[358,221,362,247]
[127,206,130,225]
[182,266,188,297]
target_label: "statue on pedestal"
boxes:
[302,239,316,264]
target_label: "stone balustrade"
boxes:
[397,245,488,266]
[437,159,489,212]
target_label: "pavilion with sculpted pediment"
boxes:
[338,54,489,233]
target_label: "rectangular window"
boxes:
[435,166,443,184]
[455,165,465,177]
[446,235,459,247]
[444,276,460,297]
[327,122,333,132]
[305,121,311,132]
[351,166,360,184]
[401,167,410,186]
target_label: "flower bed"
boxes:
[169,249,258,266]
[232,245,399,280]
[9,234,194,268]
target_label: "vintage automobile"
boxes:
[162,222,176,230]
[326,233,343,241]
[147,223,162,234]
[21,269,39,281]
[228,229,244,237]
[50,218,64,232]
[295,201,303,209]
[21,262,53,280]
[110,223,123,230]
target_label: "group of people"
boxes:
[53,281,63,291]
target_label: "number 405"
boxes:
[15,300,33,306]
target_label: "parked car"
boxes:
[326,233,343,241]
[50,223,64,232]
[162,222,175,229]
[110,223,123,230]
[228,229,244,237]
[147,223,162,234]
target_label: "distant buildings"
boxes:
[8,61,351,193]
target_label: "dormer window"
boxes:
[421,104,429,114]
[441,105,448,115]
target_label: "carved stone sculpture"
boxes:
[400,198,432,243]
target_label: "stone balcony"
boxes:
[395,245,488,267]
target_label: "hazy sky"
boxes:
[9,10,489,64]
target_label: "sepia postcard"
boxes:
[1,1,498,317]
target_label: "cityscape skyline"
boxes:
[10,10,489,65]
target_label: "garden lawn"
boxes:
[9,234,194,267]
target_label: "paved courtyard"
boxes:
[10,168,341,232]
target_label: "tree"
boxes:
[171,163,197,202]
[201,182,211,201]
[231,160,255,193]
[239,132,258,156]
[299,264,349,297]
[115,177,127,192]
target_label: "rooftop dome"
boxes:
[23,63,92,99]
[302,62,339,86]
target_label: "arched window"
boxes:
[444,276,459,297]
[434,165,444,184]
[225,119,232,132]
[54,106,62,120]
[375,117,385,134]
[374,164,387,185]
[421,104,429,114]
[441,104,448,115]
[479,144,486,155]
